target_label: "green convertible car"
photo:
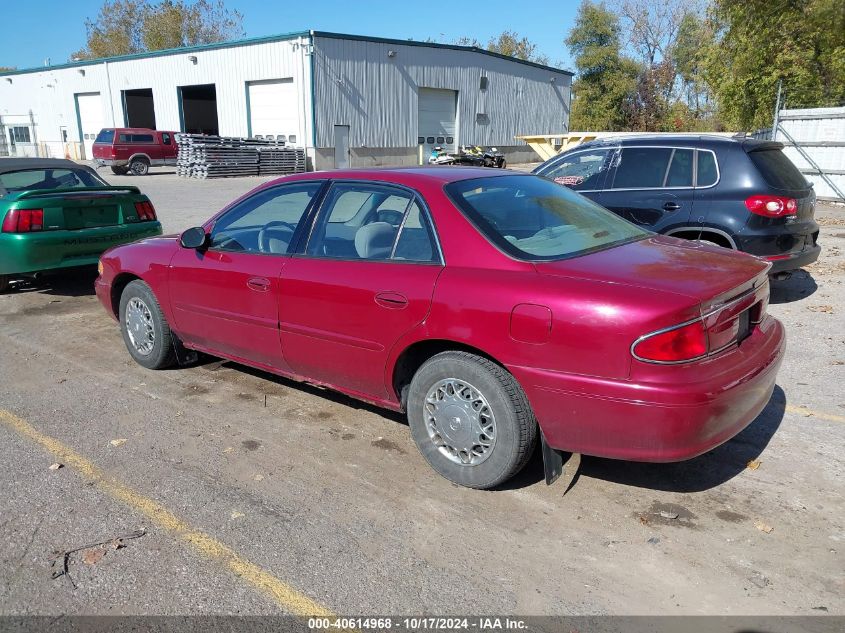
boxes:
[0,158,162,292]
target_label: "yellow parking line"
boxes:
[785,404,845,424]
[0,409,334,617]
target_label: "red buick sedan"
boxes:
[96,168,784,489]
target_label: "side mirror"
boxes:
[180,226,208,249]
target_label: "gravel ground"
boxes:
[0,167,842,618]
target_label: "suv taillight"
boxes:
[134,200,157,221]
[2,208,44,233]
[745,195,797,218]
[632,320,708,363]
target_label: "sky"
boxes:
[2,0,580,71]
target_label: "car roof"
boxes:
[570,134,757,150]
[279,166,530,186]
[0,157,91,174]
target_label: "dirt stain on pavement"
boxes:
[183,384,210,396]
[637,501,698,529]
[371,438,407,454]
[236,392,256,401]
[241,440,261,451]
[716,510,747,523]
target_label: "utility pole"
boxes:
[772,79,782,141]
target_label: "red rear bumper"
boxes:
[510,316,785,462]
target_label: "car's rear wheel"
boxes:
[407,351,537,489]
[111,165,130,175]
[0,275,9,293]
[129,157,150,176]
[119,280,176,369]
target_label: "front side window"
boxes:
[209,182,322,254]
[0,168,106,192]
[446,175,648,261]
[539,148,613,191]
[307,183,437,262]
[611,147,674,189]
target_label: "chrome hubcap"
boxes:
[125,297,155,355]
[424,378,496,465]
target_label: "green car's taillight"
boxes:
[2,208,44,233]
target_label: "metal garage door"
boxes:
[247,79,300,143]
[75,92,105,160]
[418,88,457,159]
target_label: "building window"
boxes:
[11,127,31,143]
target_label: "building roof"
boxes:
[0,30,573,78]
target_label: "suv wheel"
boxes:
[111,165,130,175]
[129,158,150,176]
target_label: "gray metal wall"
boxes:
[775,107,845,201]
[312,35,571,167]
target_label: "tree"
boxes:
[565,1,640,130]
[72,0,244,61]
[486,31,550,65]
[704,0,845,130]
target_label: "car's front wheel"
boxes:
[407,351,537,489]
[111,165,130,175]
[119,280,176,369]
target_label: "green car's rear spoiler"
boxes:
[9,186,143,200]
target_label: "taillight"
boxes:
[632,320,708,363]
[745,195,798,218]
[2,208,44,233]
[134,200,157,221]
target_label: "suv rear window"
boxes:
[95,129,115,144]
[748,149,807,190]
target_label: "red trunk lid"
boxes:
[534,235,770,303]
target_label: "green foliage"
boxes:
[486,31,550,65]
[72,0,244,61]
[565,1,640,130]
[704,0,845,130]
[454,32,550,65]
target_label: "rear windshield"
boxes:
[0,168,106,193]
[95,129,115,144]
[748,149,807,190]
[445,175,648,261]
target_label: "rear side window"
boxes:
[748,149,807,190]
[611,147,674,189]
[118,133,154,143]
[95,129,115,144]
[665,149,693,187]
[696,150,718,187]
[162,133,172,145]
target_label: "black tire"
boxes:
[118,280,176,369]
[111,165,130,175]
[0,275,9,293]
[407,351,538,489]
[129,158,150,176]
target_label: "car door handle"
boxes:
[663,202,681,211]
[375,291,408,309]
[247,277,271,292]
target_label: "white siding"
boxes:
[776,107,845,201]
[312,35,572,149]
[0,35,313,152]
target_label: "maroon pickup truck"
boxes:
[93,128,179,176]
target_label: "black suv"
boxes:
[533,134,820,274]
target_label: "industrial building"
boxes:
[0,31,572,170]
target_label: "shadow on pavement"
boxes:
[770,269,817,303]
[4,267,98,298]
